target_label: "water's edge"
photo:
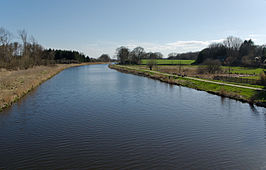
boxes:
[109,64,266,108]
[1,64,266,169]
[0,63,108,112]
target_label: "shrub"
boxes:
[259,72,266,85]
[203,59,222,74]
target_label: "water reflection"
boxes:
[0,64,266,169]
[249,104,259,114]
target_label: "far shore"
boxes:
[0,62,108,111]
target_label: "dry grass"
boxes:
[146,65,257,80]
[0,62,106,111]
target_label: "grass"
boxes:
[177,76,257,99]
[239,76,260,80]
[141,59,265,76]
[110,64,266,106]
[138,64,264,81]
[129,64,264,86]
[210,79,264,89]
[222,66,265,75]
[0,62,106,112]
[141,59,195,65]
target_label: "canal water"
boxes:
[0,64,266,169]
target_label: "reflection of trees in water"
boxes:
[221,96,225,105]
[251,86,266,108]
[249,104,259,115]
[263,108,266,140]
[220,96,232,112]
[249,104,266,140]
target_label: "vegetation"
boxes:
[223,66,264,75]
[44,49,91,63]
[116,46,163,65]
[98,54,111,62]
[141,59,195,65]
[0,27,94,70]
[146,59,157,70]
[168,51,199,60]
[110,64,266,107]
[260,72,266,85]
[114,36,266,92]
[203,59,222,74]
[195,36,266,67]
[0,63,99,111]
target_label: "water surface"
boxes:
[0,64,266,169]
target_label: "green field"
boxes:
[222,66,265,75]
[141,59,195,65]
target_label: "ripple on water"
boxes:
[0,64,266,169]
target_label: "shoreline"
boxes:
[109,64,266,108]
[0,62,108,112]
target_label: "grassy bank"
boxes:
[0,62,106,111]
[109,64,266,107]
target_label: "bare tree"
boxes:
[223,36,243,50]
[0,28,13,63]
[147,59,157,70]
[116,46,130,64]
[98,54,111,62]
[129,46,145,64]
[0,27,12,45]
[204,59,222,74]
[154,52,163,59]
[18,29,28,56]
[223,36,243,66]
[208,42,224,49]
[168,52,177,58]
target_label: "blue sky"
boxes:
[1,0,266,58]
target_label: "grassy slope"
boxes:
[0,62,106,111]
[109,64,266,107]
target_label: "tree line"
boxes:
[43,49,91,64]
[195,36,266,67]
[116,36,266,68]
[0,27,93,70]
[168,51,199,60]
[116,46,163,64]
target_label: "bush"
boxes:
[259,72,266,85]
[203,59,222,74]
[146,60,157,70]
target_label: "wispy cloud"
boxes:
[81,39,224,58]
[80,36,266,58]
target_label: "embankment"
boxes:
[109,64,266,108]
[0,62,107,111]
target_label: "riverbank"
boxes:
[109,64,266,108]
[0,62,107,111]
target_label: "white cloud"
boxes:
[81,39,224,58]
[80,36,265,59]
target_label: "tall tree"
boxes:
[116,46,130,64]
[98,54,111,62]
[129,46,145,64]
